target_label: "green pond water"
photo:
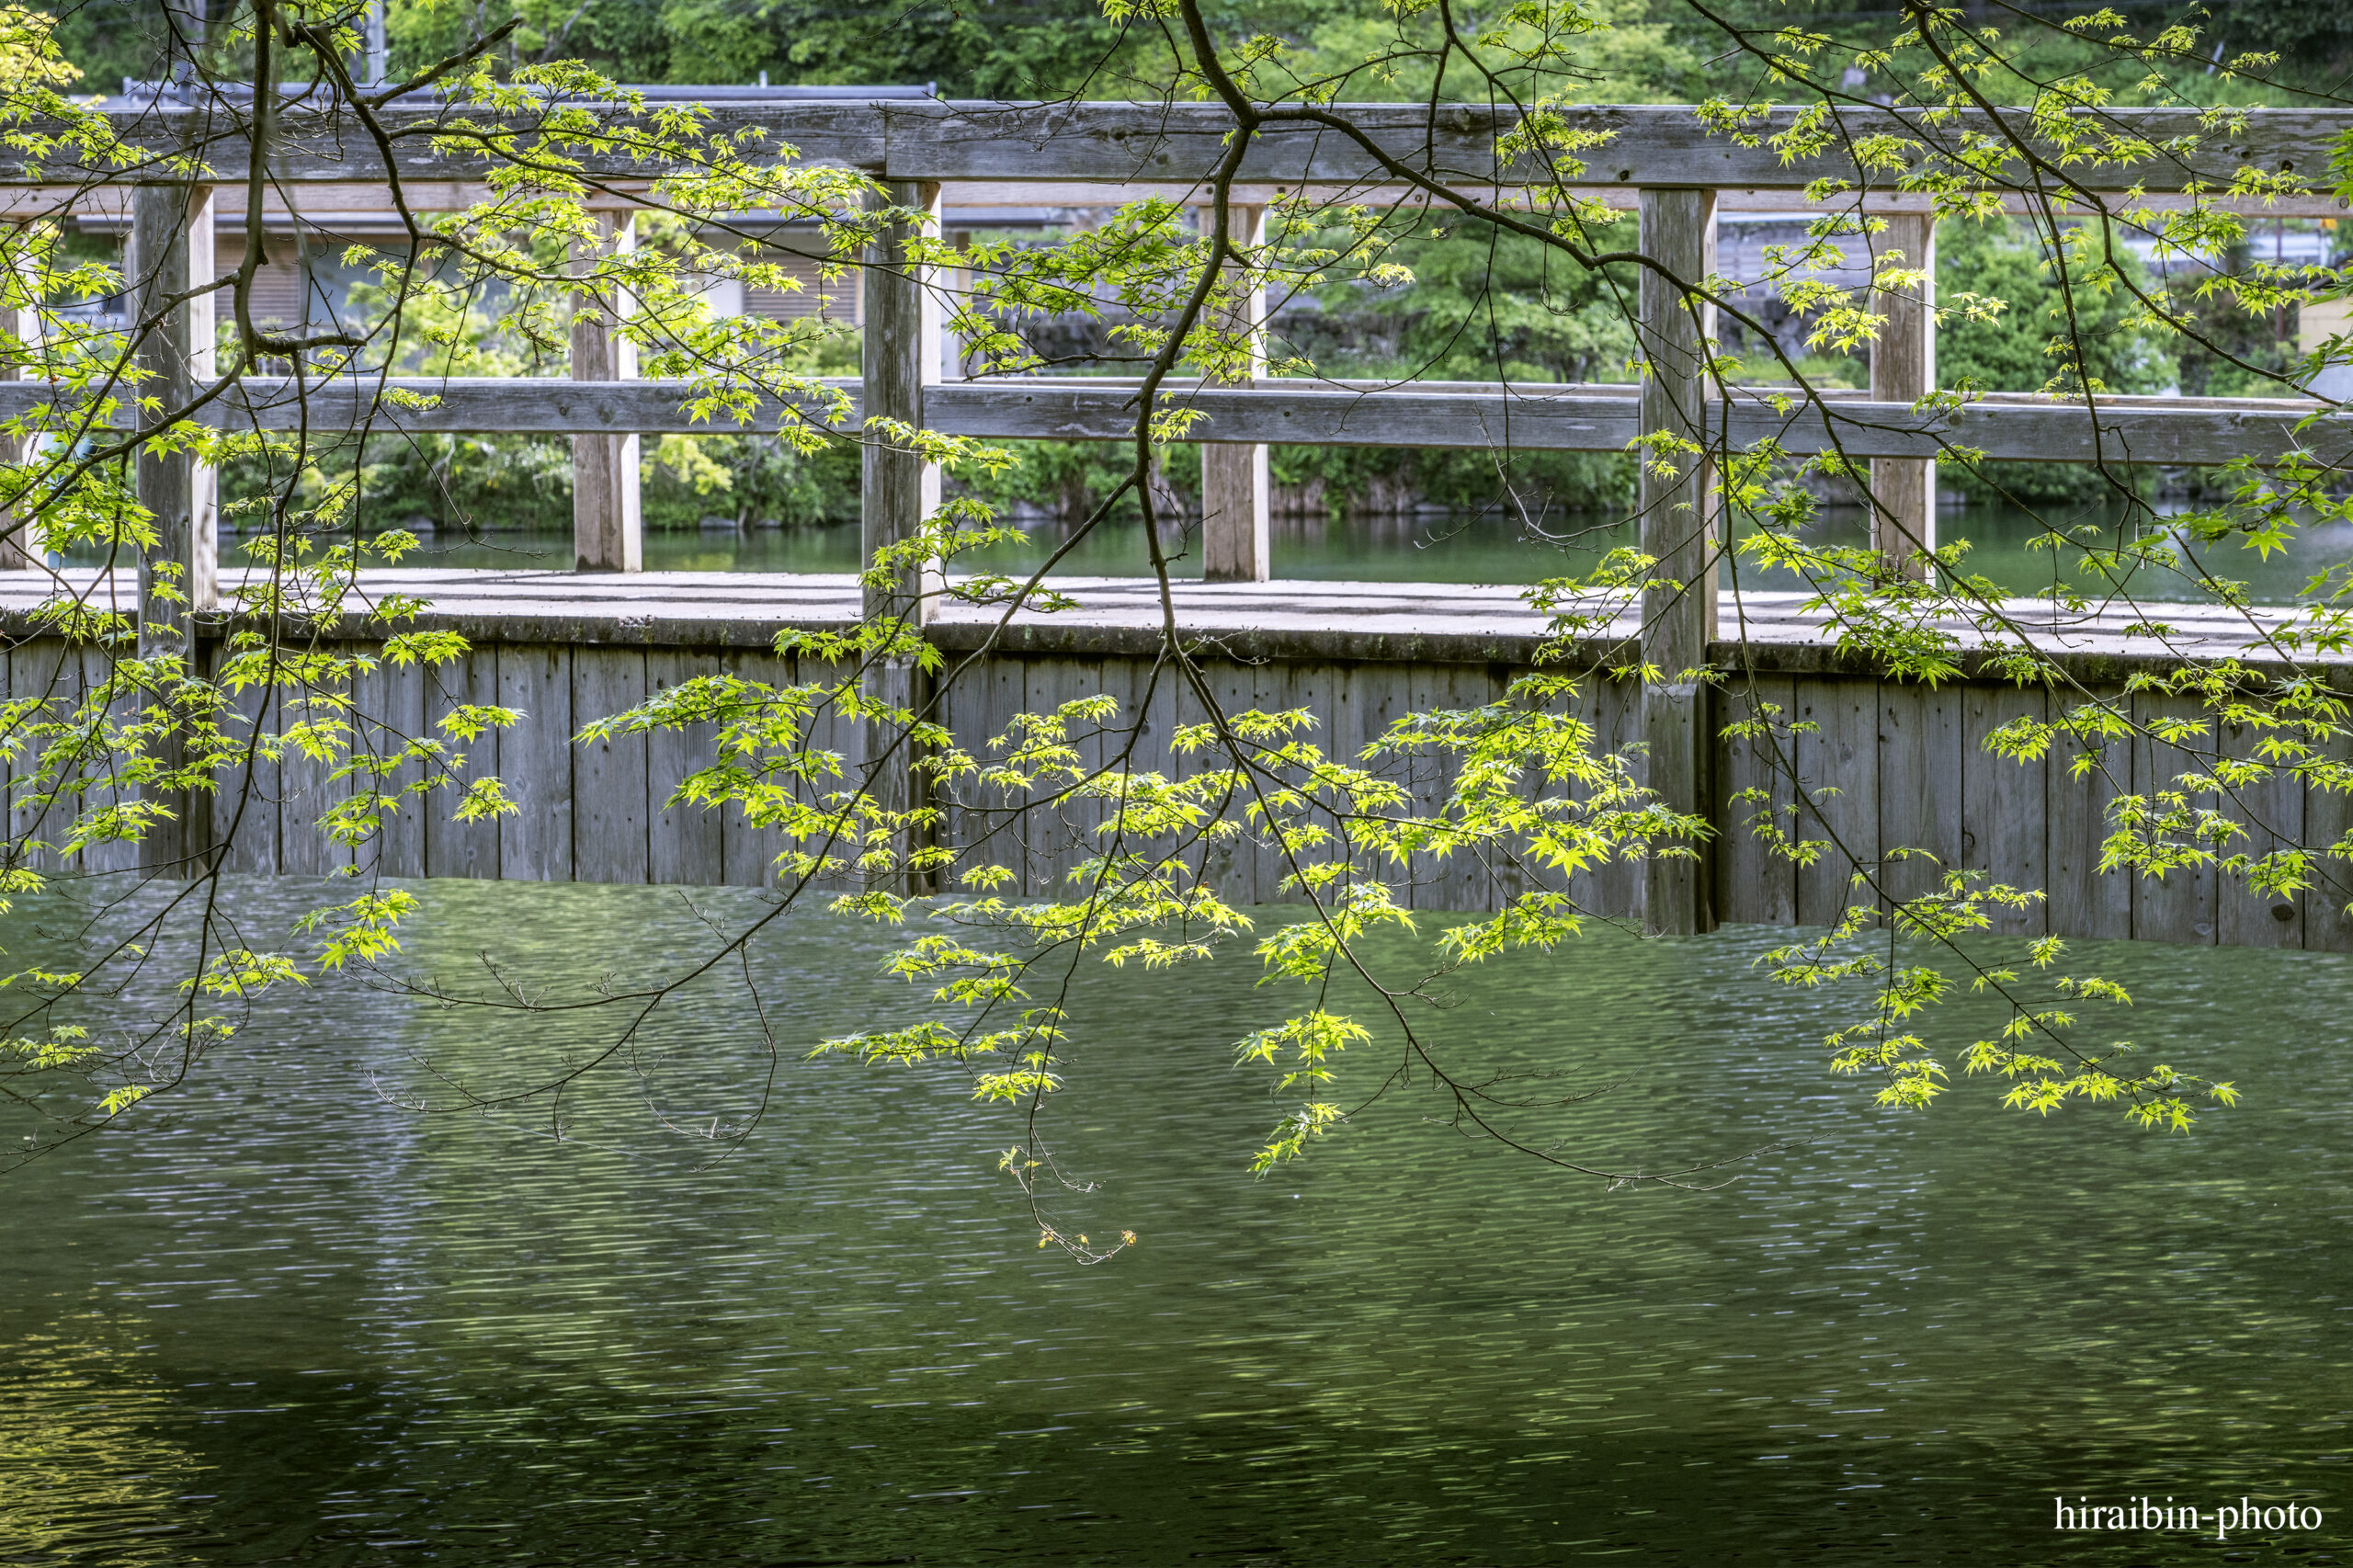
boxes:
[0,878,2347,1564]
[200,501,2344,603]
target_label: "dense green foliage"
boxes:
[379,0,1717,98]
[1272,215,1641,515]
[1933,217,2176,505]
[2213,0,2353,63]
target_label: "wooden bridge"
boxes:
[6,94,2352,950]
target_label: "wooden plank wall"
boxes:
[1,633,2342,953]
[1708,671,2341,949]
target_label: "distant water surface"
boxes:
[161,500,2340,604]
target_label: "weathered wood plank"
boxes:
[1394,659,1449,914]
[928,653,981,892]
[863,181,943,626]
[17,643,89,881]
[423,647,502,881]
[1877,681,1962,910]
[496,644,574,882]
[31,176,2351,222]
[78,645,144,881]
[956,651,1036,895]
[1480,665,1551,911]
[130,185,218,645]
[1960,683,2048,937]
[2130,689,2218,946]
[1081,654,1137,896]
[0,644,18,879]
[1428,662,1496,914]
[277,665,356,881]
[720,649,791,892]
[927,382,2353,470]
[349,654,427,881]
[1406,661,1495,913]
[1128,651,1184,773]
[1246,654,1311,908]
[20,101,2340,192]
[2303,715,2353,955]
[1083,656,1162,901]
[645,649,723,887]
[1793,676,1878,929]
[1132,654,1201,902]
[93,376,2351,472]
[1453,662,1516,914]
[42,643,121,881]
[2213,709,2303,949]
[1638,186,1719,937]
[129,184,217,879]
[1581,667,1644,926]
[570,211,643,574]
[2045,687,2131,943]
[803,654,867,898]
[1010,653,1082,901]
[0,641,69,882]
[1062,652,1120,891]
[1201,202,1272,585]
[6,102,888,187]
[1715,673,1798,927]
[1051,653,1115,903]
[1868,211,1935,574]
[1308,659,1367,906]
[1346,661,1417,915]
[572,649,650,886]
[881,101,2347,193]
[208,655,279,878]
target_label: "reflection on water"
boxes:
[2,878,2347,1564]
[178,501,2337,603]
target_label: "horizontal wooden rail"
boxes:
[16,179,2349,222]
[926,381,2353,467]
[9,376,2338,469]
[17,100,2351,194]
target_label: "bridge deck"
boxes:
[0,570,2319,673]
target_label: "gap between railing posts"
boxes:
[1871,210,1936,578]
[570,210,642,572]
[1636,187,1720,937]
[860,179,943,894]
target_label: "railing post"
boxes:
[1201,202,1270,583]
[131,182,218,651]
[1870,210,1936,577]
[130,181,219,880]
[1636,187,1719,937]
[863,181,943,625]
[571,210,641,572]
[860,180,943,893]
[0,222,41,570]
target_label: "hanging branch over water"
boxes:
[0,0,2344,1252]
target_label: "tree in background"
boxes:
[2212,0,2353,68]
[1933,216,2177,504]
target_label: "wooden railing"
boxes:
[8,373,2321,467]
[18,96,2353,929]
[17,100,2353,196]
